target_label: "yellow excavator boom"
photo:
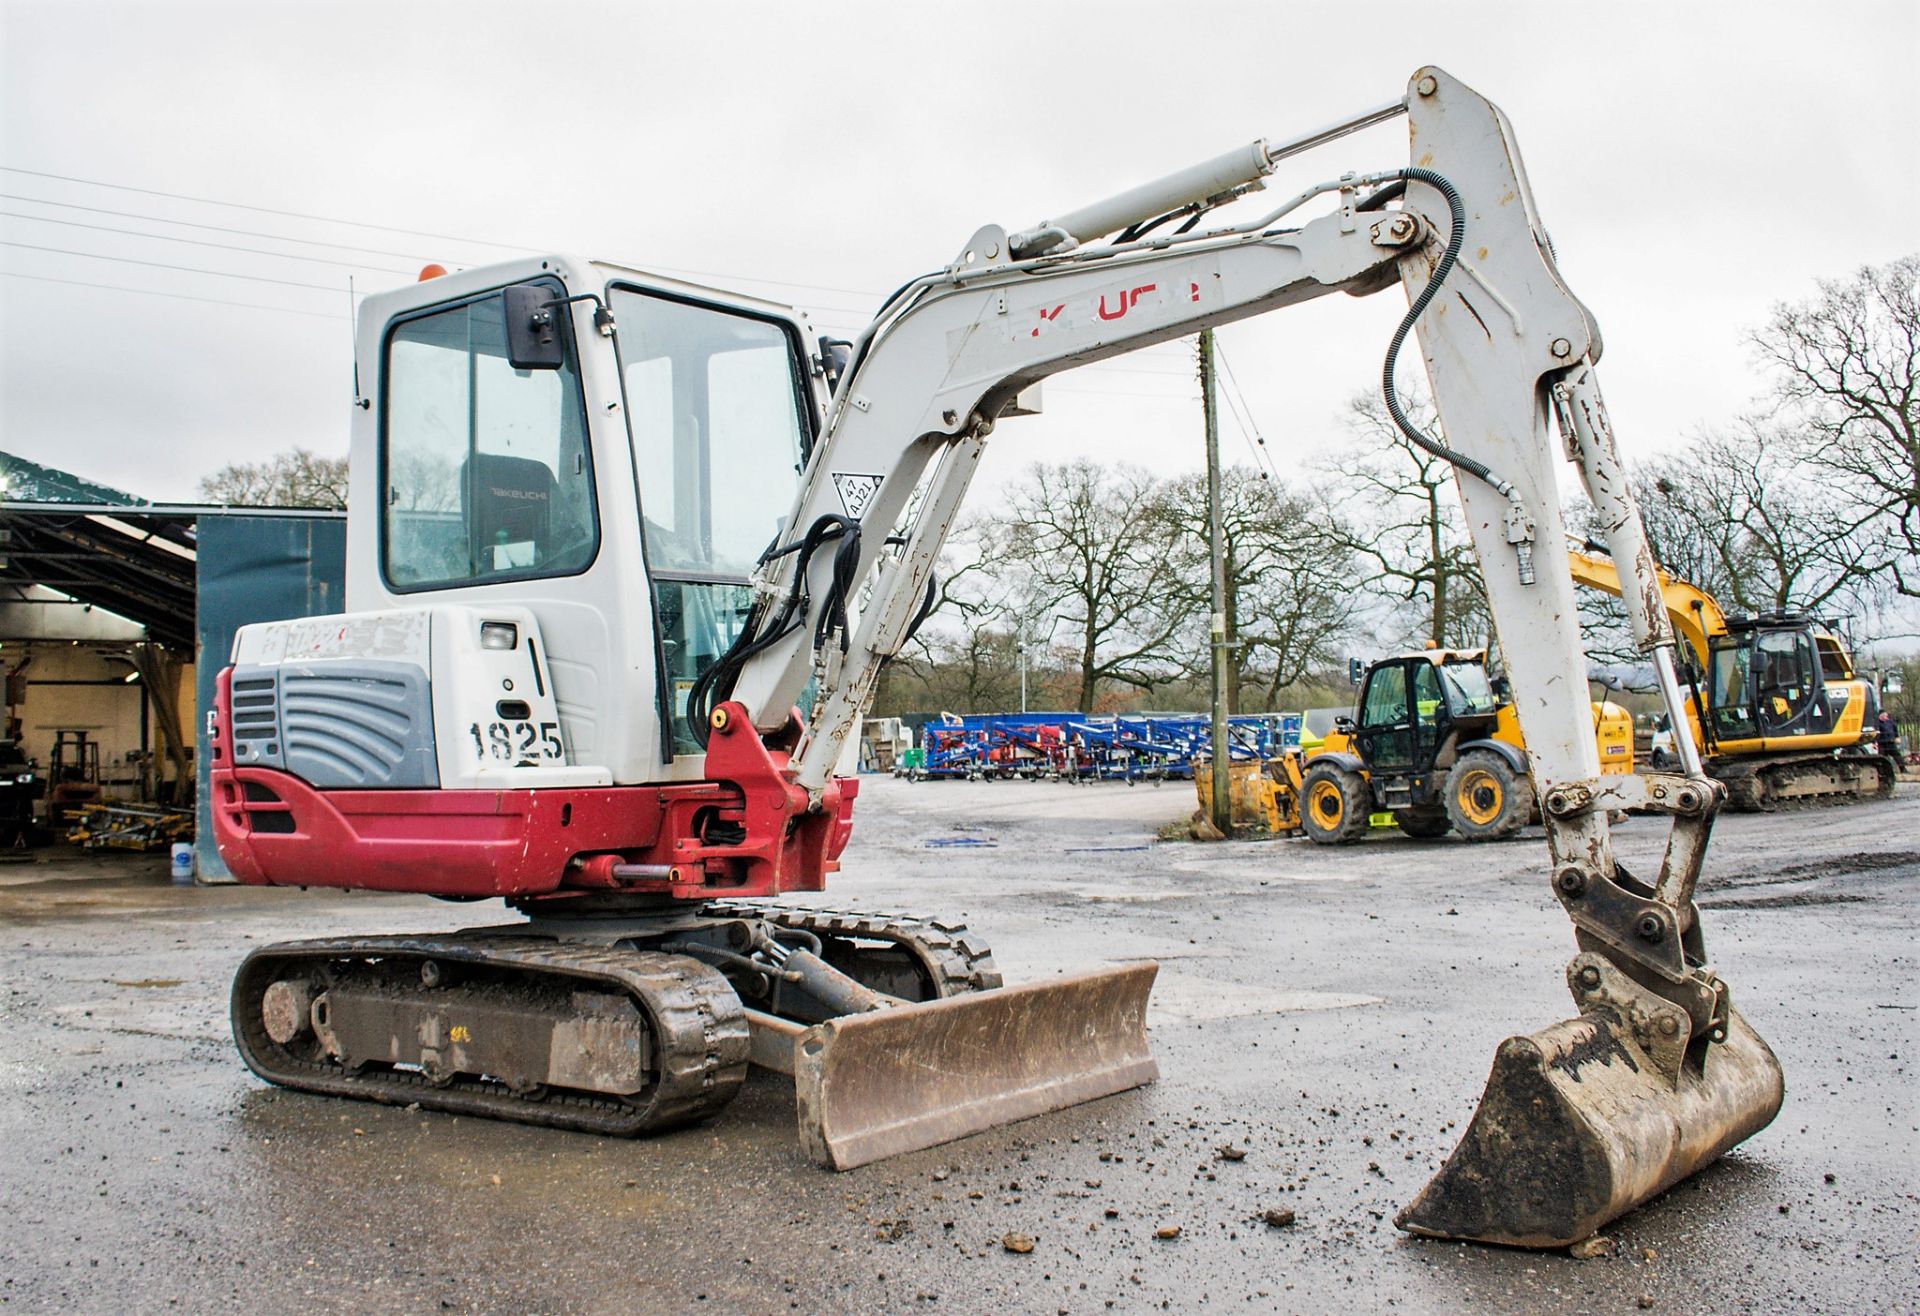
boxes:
[1565,548,1726,670]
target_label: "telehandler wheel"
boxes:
[1393,808,1451,839]
[1300,762,1371,845]
[1445,750,1535,841]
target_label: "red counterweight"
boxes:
[209,670,856,903]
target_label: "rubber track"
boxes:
[700,903,1004,997]
[231,935,749,1135]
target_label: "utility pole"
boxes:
[1200,328,1232,835]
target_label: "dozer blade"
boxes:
[1397,954,1784,1248]
[750,962,1157,1170]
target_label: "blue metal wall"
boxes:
[193,514,346,880]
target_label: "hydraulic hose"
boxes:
[1379,167,1535,581]
[686,513,864,748]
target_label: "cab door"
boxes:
[1751,627,1831,743]
[1356,662,1416,772]
[1408,661,1450,771]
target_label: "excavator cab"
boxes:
[1709,615,1849,743]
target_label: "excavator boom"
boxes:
[1567,548,1726,671]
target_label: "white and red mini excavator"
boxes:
[211,67,1782,1247]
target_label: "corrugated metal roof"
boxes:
[0,502,345,653]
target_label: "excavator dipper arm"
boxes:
[700,65,1781,1246]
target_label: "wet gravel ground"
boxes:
[1,779,1914,1314]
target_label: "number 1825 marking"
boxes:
[469,720,563,763]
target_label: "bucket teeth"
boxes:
[1396,959,1783,1248]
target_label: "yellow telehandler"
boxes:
[1276,647,1633,843]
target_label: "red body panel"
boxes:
[209,668,858,902]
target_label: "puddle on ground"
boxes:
[51,995,224,1043]
[1166,858,1371,882]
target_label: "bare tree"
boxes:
[1322,387,1486,648]
[1157,465,1357,711]
[877,623,1038,715]
[1752,254,1918,596]
[200,447,350,508]
[1633,421,1875,615]
[990,460,1186,713]
[876,515,1033,713]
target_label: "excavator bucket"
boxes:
[748,962,1158,1170]
[1397,954,1784,1247]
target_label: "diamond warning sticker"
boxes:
[831,472,884,519]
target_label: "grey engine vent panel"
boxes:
[228,660,438,789]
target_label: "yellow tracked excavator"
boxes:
[1568,548,1897,808]
[209,68,1781,1247]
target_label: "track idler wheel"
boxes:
[1396,953,1783,1248]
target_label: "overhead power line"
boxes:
[0,164,531,253]
[1051,384,1201,401]
[0,239,366,294]
[0,192,460,263]
[1,270,347,320]
[1,164,1225,400]
[0,170,889,306]
[0,211,417,275]
[1212,342,1285,483]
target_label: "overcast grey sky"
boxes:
[0,0,1914,504]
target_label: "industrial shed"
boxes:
[0,473,344,879]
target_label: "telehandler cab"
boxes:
[211,67,1781,1247]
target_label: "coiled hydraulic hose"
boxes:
[1378,167,1536,582]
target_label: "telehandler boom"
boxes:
[211,67,1781,1247]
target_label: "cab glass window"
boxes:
[1361,664,1408,727]
[1410,662,1446,721]
[608,286,809,578]
[1708,640,1759,738]
[1815,637,1850,682]
[1410,662,1447,759]
[1439,662,1497,715]
[1754,630,1812,696]
[382,286,598,590]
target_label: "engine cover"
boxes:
[227,605,611,791]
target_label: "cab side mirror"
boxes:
[503,284,567,370]
[818,336,853,395]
